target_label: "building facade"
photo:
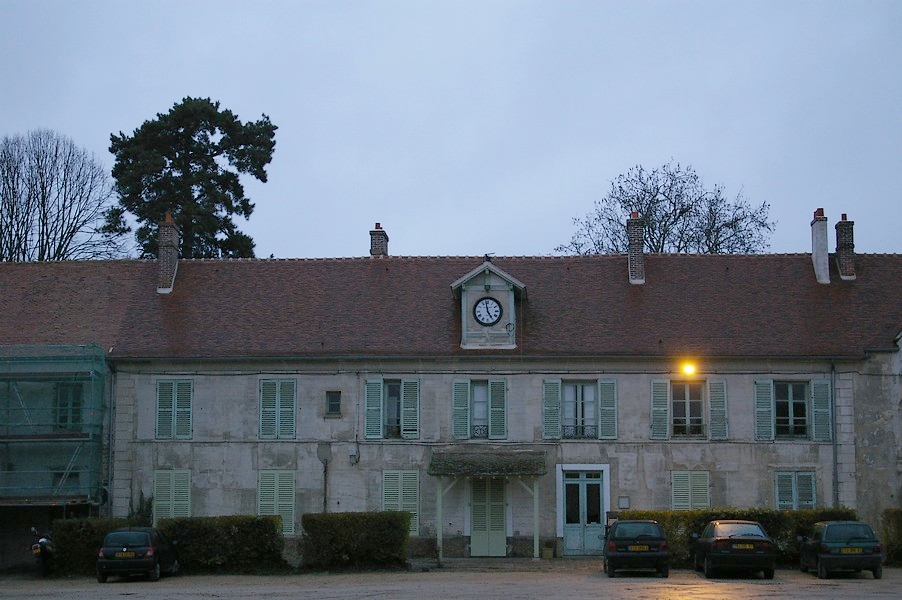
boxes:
[1,210,900,565]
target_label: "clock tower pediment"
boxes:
[450,260,525,350]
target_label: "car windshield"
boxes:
[612,523,662,539]
[824,523,876,542]
[104,531,150,547]
[715,523,765,538]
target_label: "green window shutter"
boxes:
[401,470,419,534]
[383,470,401,511]
[754,380,774,441]
[488,380,507,439]
[400,379,420,439]
[672,471,691,511]
[542,379,561,439]
[365,379,383,439]
[775,472,795,509]
[278,380,296,439]
[811,380,832,441]
[258,471,294,534]
[452,380,471,439]
[174,381,192,439]
[172,470,191,518]
[156,382,174,439]
[708,379,728,440]
[153,470,173,525]
[689,471,710,509]
[598,379,617,440]
[797,472,816,508]
[260,380,278,439]
[650,380,670,440]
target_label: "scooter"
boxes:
[30,527,54,576]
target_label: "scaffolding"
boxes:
[0,345,106,505]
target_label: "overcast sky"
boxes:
[2,0,899,258]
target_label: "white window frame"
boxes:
[650,379,728,440]
[153,469,191,525]
[156,380,192,439]
[452,379,507,439]
[365,378,419,440]
[755,380,831,441]
[383,470,419,535]
[258,470,295,534]
[259,379,296,439]
[542,379,617,440]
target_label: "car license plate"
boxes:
[733,543,754,550]
[115,551,136,558]
[841,547,863,554]
[628,545,649,551]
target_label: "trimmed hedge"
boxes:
[48,515,288,577]
[301,511,410,570]
[617,507,858,567]
[882,508,902,564]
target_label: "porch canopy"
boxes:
[428,450,547,477]
[428,450,547,561]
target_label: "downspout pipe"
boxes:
[831,363,839,508]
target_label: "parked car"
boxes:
[602,519,670,577]
[799,520,883,579]
[693,519,776,579]
[96,527,179,583]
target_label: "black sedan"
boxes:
[799,520,883,579]
[603,519,670,577]
[96,527,179,582]
[693,519,777,579]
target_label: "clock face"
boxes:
[473,296,502,326]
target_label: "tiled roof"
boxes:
[1,253,901,361]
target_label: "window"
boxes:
[542,379,617,440]
[259,379,296,439]
[153,469,191,525]
[258,470,295,534]
[156,380,192,439]
[775,471,815,509]
[54,382,82,430]
[671,471,710,510]
[326,391,341,417]
[755,380,831,441]
[383,470,419,535]
[365,378,419,439]
[452,379,506,439]
[650,379,727,440]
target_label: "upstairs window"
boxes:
[55,382,83,430]
[543,379,617,440]
[259,379,296,439]
[452,379,507,439]
[755,380,831,441]
[650,379,727,440]
[325,391,341,417]
[156,380,192,440]
[365,378,419,440]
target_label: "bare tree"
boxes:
[0,129,128,261]
[556,161,775,255]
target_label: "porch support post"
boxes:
[533,478,539,559]
[437,476,443,563]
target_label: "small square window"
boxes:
[326,391,341,417]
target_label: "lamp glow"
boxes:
[682,363,696,375]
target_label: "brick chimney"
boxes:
[369,222,389,257]
[835,213,855,280]
[627,211,645,285]
[811,208,830,284]
[157,212,180,294]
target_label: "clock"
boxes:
[473,296,502,326]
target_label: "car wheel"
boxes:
[148,561,161,582]
[606,560,616,578]
[873,565,883,580]
[703,556,715,579]
[799,558,808,573]
[97,571,107,583]
[659,566,669,578]
[763,565,775,580]
[168,559,180,576]
[816,559,828,579]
